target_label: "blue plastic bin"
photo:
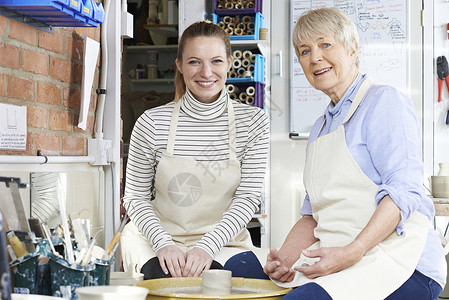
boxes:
[0,0,104,27]
[227,54,265,83]
[212,12,263,40]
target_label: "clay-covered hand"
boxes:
[156,245,186,277]
[183,247,213,277]
[263,247,296,282]
[295,244,364,279]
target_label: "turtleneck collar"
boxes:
[180,88,228,120]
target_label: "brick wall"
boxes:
[0,15,101,156]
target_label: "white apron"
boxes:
[274,78,430,300]
[121,97,267,272]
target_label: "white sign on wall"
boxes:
[0,103,27,150]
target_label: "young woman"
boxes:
[120,21,269,279]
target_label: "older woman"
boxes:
[263,7,446,300]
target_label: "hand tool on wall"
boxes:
[437,55,449,102]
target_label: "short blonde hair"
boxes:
[293,7,359,67]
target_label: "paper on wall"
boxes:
[0,103,27,150]
[78,34,100,130]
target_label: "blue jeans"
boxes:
[281,270,442,300]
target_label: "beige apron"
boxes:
[274,78,430,300]
[121,97,266,272]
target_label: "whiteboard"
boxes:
[289,0,408,138]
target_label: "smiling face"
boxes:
[175,36,232,104]
[296,33,359,104]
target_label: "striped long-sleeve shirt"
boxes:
[123,89,269,258]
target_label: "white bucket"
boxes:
[75,286,149,300]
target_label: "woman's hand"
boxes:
[156,245,186,277]
[263,247,296,282]
[295,243,364,279]
[182,247,213,277]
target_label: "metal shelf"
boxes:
[0,6,53,33]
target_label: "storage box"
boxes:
[226,81,265,109]
[212,12,263,40]
[227,53,265,83]
[214,0,263,16]
[0,0,104,27]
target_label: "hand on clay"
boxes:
[156,245,186,277]
[183,247,213,277]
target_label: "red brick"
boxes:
[0,44,20,69]
[27,106,47,128]
[73,62,83,84]
[74,113,94,134]
[37,82,61,105]
[62,135,85,155]
[35,132,60,155]
[50,57,72,82]
[7,76,34,101]
[66,35,84,60]
[0,73,4,97]
[39,30,64,54]
[63,87,81,108]
[0,15,7,37]
[22,49,49,76]
[49,108,72,132]
[9,19,37,46]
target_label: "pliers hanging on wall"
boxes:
[437,55,449,102]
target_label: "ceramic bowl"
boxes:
[75,285,149,300]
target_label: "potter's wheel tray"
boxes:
[137,277,292,300]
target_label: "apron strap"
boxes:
[166,94,237,160]
[227,96,237,161]
[342,76,374,124]
[166,100,181,155]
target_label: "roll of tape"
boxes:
[250,54,256,63]
[243,70,252,78]
[246,96,255,105]
[229,71,238,78]
[241,58,251,68]
[229,93,237,100]
[242,16,252,24]
[239,92,248,101]
[242,50,252,59]
[246,86,255,96]
[232,59,242,69]
[237,67,246,76]
[237,23,246,30]
[227,84,239,94]
[235,28,244,35]
[233,50,243,59]
[226,28,234,35]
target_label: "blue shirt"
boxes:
[300,74,446,288]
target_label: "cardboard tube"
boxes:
[233,50,242,59]
[232,59,242,69]
[242,50,252,59]
[241,58,251,68]
[246,86,255,96]
[229,93,237,100]
[229,71,238,78]
[239,92,248,101]
[242,16,252,24]
[246,96,255,105]
[237,67,246,76]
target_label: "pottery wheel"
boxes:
[136,277,292,300]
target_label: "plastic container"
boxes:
[47,253,94,300]
[226,82,265,109]
[214,0,263,15]
[212,12,263,40]
[89,258,113,286]
[227,54,265,83]
[9,253,40,294]
[0,0,104,27]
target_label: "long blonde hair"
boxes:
[174,21,232,101]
